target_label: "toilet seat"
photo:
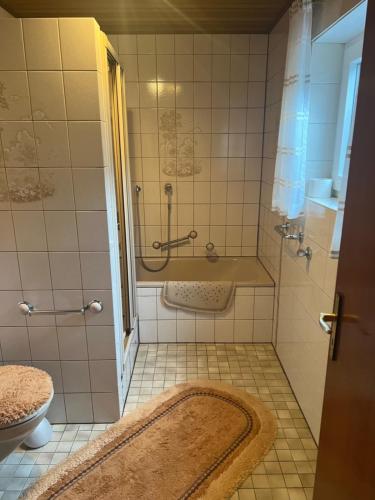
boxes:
[0,365,54,429]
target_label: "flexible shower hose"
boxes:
[135,186,172,272]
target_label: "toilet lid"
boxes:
[0,365,53,427]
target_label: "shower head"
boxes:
[135,185,142,193]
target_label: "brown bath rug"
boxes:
[24,380,277,500]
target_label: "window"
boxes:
[332,37,363,194]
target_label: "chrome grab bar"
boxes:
[152,230,198,250]
[18,300,103,316]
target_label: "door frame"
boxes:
[313,1,375,498]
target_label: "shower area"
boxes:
[117,32,276,345]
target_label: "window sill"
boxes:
[307,197,338,211]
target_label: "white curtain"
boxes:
[272,0,312,220]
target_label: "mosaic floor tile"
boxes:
[0,344,317,499]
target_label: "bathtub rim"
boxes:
[136,256,274,288]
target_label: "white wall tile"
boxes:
[76,211,109,251]
[0,19,25,70]
[58,18,98,70]
[28,71,66,120]
[234,295,254,319]
[175,35,193,54]
[89,360,117,392]
[0,326,31,360]
[50,252,82,289]
[64,393,93,423]
[68,122,104,167]
[61,360,90,392]
[253,319,272,342]
[139,320,157,342]
[0,252,21,289]
[212,34,231,54]
[196,319,214,342]
[92,392,119,422]
[254,295,274,319]
[64,71,101,120]
[13,211,47,251]
[41,169,75,210]
[28,326,60,360]
[18,252,51,289]
[0,71,31,120]
[157,319,177,342]
[23,18,62,70]
[214,320,234,342]
[57,326,88,360]
[118,34,137,54]
[138,295,157,320]
[234,319,253,342]
[177,319,195,342]
[86,326,116,359]
[45,211,78,251]
[0,212,16,250]
[80,252,111,289]
[34,122,70,167]
[194,34,211,54]
[1,122,37,167]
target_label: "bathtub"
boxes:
[135,257,275,344]
[136,256,274,287]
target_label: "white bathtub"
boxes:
[136,257,275,344]
[136,256,274,287]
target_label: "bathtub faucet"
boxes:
[152,230,198,250]
[206,241,218,261]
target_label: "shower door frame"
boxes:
[107,52,137,334]
[101,34,139,407]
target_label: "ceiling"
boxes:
[0,0,291,34]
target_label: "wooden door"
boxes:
[313,3,375,499]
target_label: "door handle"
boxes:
[319,313,338,335]
[320,293,342,360]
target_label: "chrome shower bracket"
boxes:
[164,183,173,194]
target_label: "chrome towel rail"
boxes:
[152,230,198,250]
[18,300,103,316]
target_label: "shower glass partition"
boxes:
[107,53,137,340]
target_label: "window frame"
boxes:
[332,35,363,194]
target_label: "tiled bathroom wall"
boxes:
[137,285,274,343]
[0,18,122,423]
[307,43,343,180]
[108,33,268,258]
[258,14,338,441]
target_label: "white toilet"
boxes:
[0,365,54,461]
